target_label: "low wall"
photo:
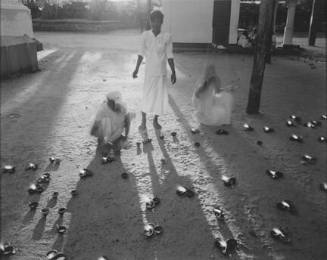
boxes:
[33,19,135,32]
[1,36,38,79]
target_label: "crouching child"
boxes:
[90,91,134,155]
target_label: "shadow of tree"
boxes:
[168,94,267,258]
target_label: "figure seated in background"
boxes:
[192,64,239,126]
[248,26,257,45]
[238,31,253,48]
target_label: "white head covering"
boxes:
[196,64,221,91]
[151,0,163,14]
[105,91,127,114]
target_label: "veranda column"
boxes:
[228,0,240,44]
[308,0,324,46]
[282,0,297,46]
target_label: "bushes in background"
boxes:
[23,0,138,26]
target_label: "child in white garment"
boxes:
[192,64,239,126]
[90,91,134,153]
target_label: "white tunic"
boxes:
[139,30,174,115]
[91,102,126,143]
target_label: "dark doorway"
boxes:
[212,0,231,45]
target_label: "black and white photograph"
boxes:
[1,0,326,259]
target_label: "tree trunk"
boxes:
[246,0,275,114]
[283,0,297,46]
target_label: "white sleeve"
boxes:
[166,33,174,59]
[139,32,146,57]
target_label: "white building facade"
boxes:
[159,0,240,46]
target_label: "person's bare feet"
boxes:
[97,137,103,146]
[138,122,146,131]
[139,112,147,131]
[153,118,162,130]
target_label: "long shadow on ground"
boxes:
[1,50,84,252]
[168,91,327,260]
[62,152,149,260]
[140,128,220,259]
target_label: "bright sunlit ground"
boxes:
[1,30,326,260]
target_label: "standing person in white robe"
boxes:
[192,64,239,126]
[132,9,176,130]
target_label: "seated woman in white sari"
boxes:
[90,91,134,153]
[192,64,238,126]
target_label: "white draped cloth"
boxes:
[91,92,127,144]
[139,30,174,115]
[192,83,234,126]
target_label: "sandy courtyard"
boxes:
[1,30,326,260]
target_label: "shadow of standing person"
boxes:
[137,128,223,259]
[61,151,154,260]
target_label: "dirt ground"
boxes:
[1,30,326,260]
